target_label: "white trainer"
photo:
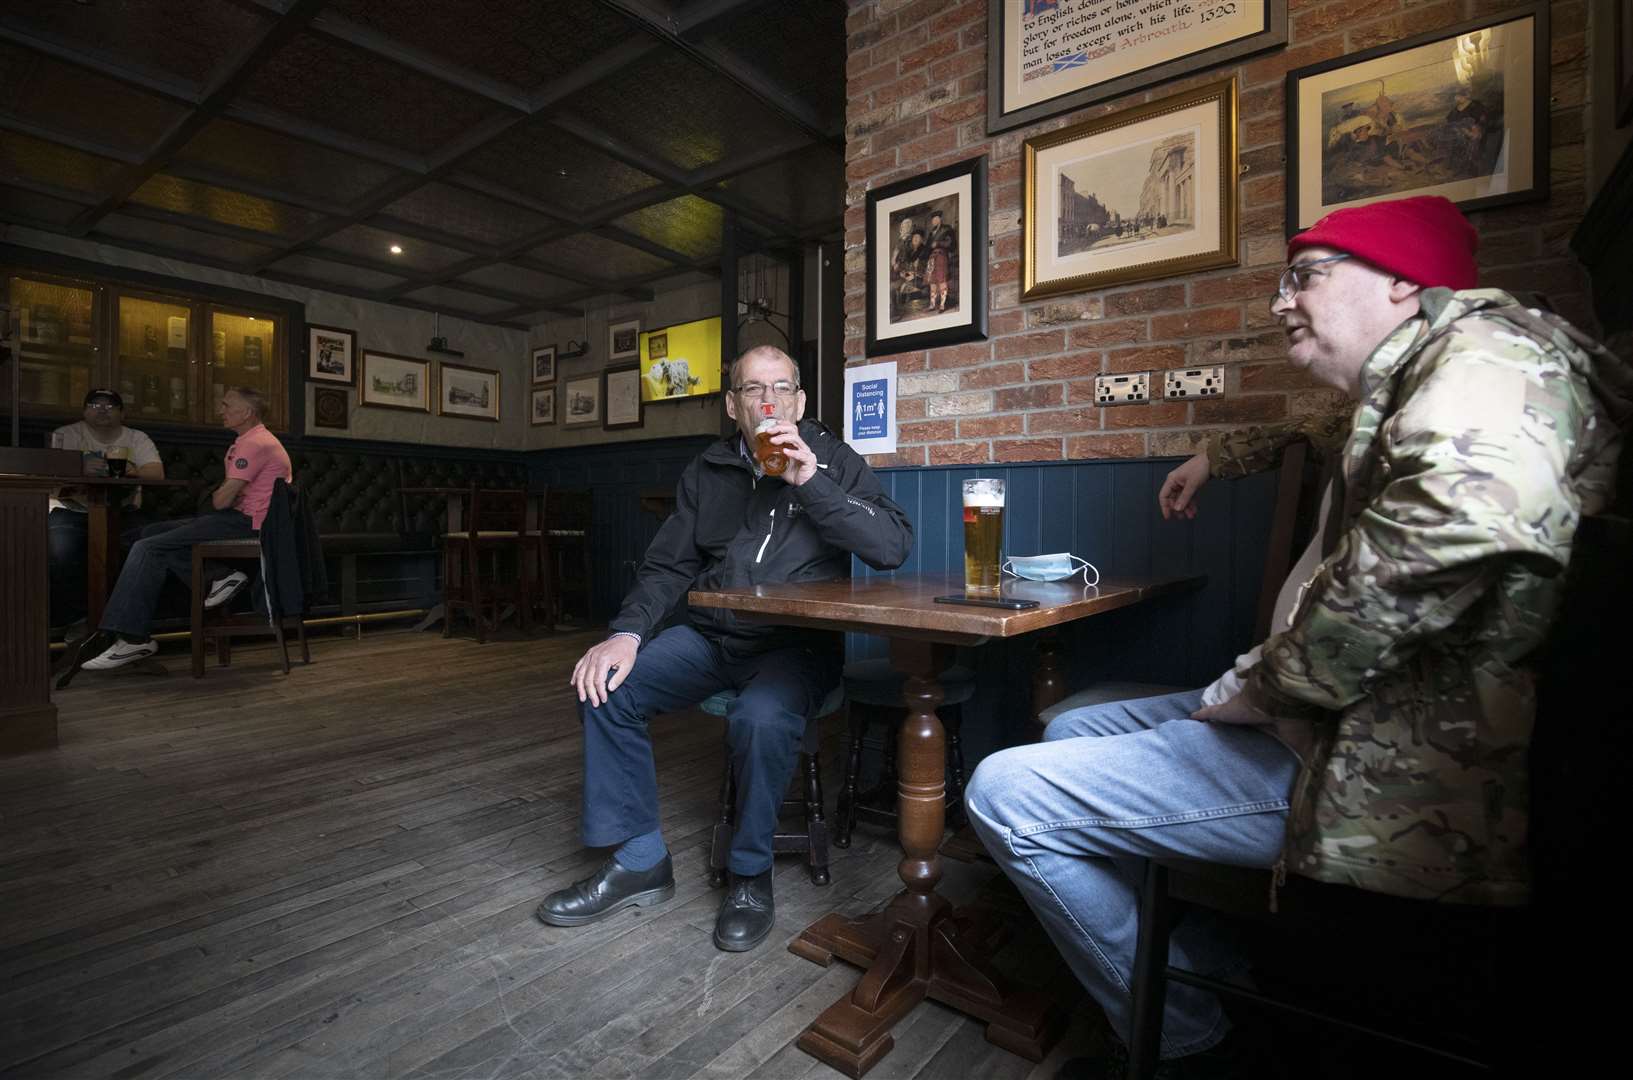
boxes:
[82,637,159,670]
[204,571,250,610]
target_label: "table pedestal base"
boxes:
[790,893,1060,1078]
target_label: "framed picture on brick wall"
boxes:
[1022,78,1239,299]
[988,0,1286,135]
[866,155,989,357]
[1285,4,1549,233]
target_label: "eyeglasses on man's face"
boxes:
[1270,253,1351,311]
[86,402,119,413]
[732,380,799,399]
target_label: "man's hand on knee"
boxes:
[572,634,638,708]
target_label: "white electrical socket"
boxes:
[1164,366,1225,399]
[1094,371,1151,405]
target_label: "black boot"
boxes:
[713,868,775,952]
[535,854,675,927]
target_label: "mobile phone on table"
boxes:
[933,594,1039,609]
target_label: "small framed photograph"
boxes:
[307,324,356,385]
[530,386,555,426]
[866,155,989,356]
[312,386,349,429]
[603,363,643,431]
[1286,4,1548,233]
[360,350,431,413]
[1022,78,1238,299]
[436,362,500,421]
[531,344,556,385]
[608,318,640,361]
[562,374,600,426]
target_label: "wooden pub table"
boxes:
[689,570,1203,1078]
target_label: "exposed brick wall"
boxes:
[844,0,1598,468]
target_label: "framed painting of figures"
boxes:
[865,155,989,356]
[1022,78,1238,298]
[1286,4,1548,233]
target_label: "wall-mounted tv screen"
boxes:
[639,316,722,402]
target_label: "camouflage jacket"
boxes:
[1210,289,1632,905]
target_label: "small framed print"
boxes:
[360,350,430,412]
[307,324,356,385]
[1286,4,1549,232]
[609,318,640,361]
[313,386,349,429]
[436,362,500,422]
[562,374,600,426]
[531,344,556,385]
[603,363,642,431]
[530,386,555,426]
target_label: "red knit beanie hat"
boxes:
[1287,195,1479,291]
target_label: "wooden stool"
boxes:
[543,488,593,626]
[441,486,536,643]
[190,539,309,677]
[702,684,845,887]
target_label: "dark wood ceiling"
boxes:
[0,0,846,327]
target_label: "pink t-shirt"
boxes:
[225,423,292,530]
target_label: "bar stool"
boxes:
[702,684,845,887]
[833,657,976,848]
[442,485,535,643]
[543,488,593,626]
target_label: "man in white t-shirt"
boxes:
[48,388,164,629]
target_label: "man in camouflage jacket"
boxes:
[964,195,1631,1072]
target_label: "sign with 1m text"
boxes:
[843,360,897,456]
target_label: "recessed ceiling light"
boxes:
[389,244,404,255]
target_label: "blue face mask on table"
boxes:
[1001,553,1099,585]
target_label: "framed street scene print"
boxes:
[307,324,355,385]
[1286,4,1548,232]
[865,155,988,356]
[359,351,430,412]
[531,344,556,385]
[603,363,643,431]
[988,0,1285,134]
[436,362,500,422]
[608,318,641,361]
[563,374,600,426]
[530,386,555,426]
[1023,78,1238,299]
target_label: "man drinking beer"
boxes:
[540,345,913,952]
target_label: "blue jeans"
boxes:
[49,508,162,626]
[580,624,840,876]
[964,689,1300,1058]
[98,511,255,639]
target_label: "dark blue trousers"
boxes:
[580,624,839,876]
[98,511,254,639]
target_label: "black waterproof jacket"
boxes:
[607,420,913,663]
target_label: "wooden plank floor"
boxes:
[0,627,1099,1080]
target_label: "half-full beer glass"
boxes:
[962,478,1004,594]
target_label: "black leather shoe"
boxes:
[535,854,675,927]
[713,869,775,952]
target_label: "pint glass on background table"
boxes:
[962,478,1004,594]
[104,446,130,478]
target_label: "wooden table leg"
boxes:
[83,490,122,632]
[790,638,1060,1077]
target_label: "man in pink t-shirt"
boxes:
[85,387,292,671]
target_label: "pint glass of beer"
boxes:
[104,447,130,478]
[962,478,1004,594]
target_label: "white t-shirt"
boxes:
[49,421,161,512]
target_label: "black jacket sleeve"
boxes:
[606,459,705,642]
[790,434,913,571]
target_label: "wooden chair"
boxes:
[833,657,976,848]
[542,488,593,626]
[189,539,310,677]
[441,485,537,643]
[702,684,846,887]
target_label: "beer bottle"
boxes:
[753,401,788,476]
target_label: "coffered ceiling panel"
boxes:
[379,181,555,250]
[239,31,498,156]
[96,213,280,267]
[264,252,408,292]
[528,230,675,281]
[171,118,404,205]
[0,43,188,156]
[400,284,515,316]
[458,126,664,216]
[0,133,124,196]
[326,0,635,91]
[455,262,581,302]
[3,0,272,89]
[608,195,723,262]
[716,144,846,234]
[560,51,810,173]
[130,174,325,238]
[0,184,88,228]
[316,222,469,274]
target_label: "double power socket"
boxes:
[1094,365,1224,406]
